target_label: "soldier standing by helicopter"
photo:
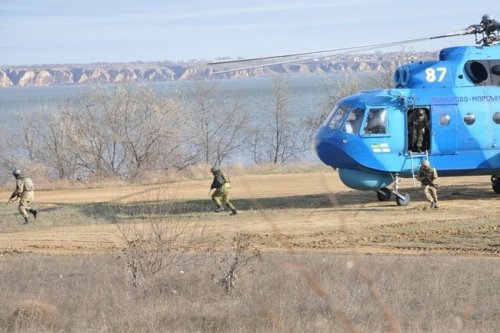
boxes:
[416,160,439,208]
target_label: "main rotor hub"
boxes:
[467,14,500,46]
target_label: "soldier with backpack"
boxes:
[209,166,237,216]
[8,169,38,224]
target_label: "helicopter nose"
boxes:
[314,128,350,168]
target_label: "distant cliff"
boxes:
[0,52,437,87]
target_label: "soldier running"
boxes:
[416,160,439,208]
[209,166,237,216]
[9,169,38,224]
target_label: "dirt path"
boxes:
[0,171,498,256]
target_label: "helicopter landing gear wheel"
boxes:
[492,175,500,194]
[390,172,411,206]
[376,187,392,201]
[395,193,411,206]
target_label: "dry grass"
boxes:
[0,253,498,332]
[0,168,498,332]
[4,300,58,332]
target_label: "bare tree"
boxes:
[36,110,79,179]
[63,100,116,179]
[59,85,185,179]
[183,81,250,166]
[94,85,183,178]
[249,78,309,164]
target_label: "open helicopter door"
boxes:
[430,105,458,155]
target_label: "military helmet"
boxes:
[12,169,21,177]
[421,160,430,167]
[210,166,220,173]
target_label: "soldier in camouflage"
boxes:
[209,166,237,216]
[410,108,430,152]
[9,169,38,224]
[416,160,439,208]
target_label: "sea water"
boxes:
[0,75,338,126]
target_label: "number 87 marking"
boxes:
[425,67,447,82]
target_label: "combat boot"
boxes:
[214,206,224,212]
[430,202,435,208]
[230,209,238,216]
[433,202,439,209]
[22,217,29,225]
[30,209,37,219]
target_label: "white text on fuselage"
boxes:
[431,95,500,104]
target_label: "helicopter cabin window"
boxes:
[363,108,387,135]
[494,112,500,124]
[408,108,431,153]
[343,108,364,134]
[439,114,451,126]
[327,105,350,130]
[464,113,476,125]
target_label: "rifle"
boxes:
[423,176,438,189]
[6,195,18,206]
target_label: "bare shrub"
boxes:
[6,300,58,331]
[116,199,213,289]
[213,233,261,293]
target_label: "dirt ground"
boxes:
[0,170,498,256]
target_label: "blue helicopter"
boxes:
[313,14,500,205]
[211,14,500,206]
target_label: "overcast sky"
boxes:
[0,0,498,66]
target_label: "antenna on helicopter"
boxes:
[209,14,500,75]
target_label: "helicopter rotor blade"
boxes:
[209,29,470,66]
[210,42,408,75]
[209,29,471,75]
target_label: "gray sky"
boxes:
[0,0,498,66]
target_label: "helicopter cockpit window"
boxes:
[363,108,387,135]
[343,108,364,134]
[327,105,350,130]
[464,113,476,125]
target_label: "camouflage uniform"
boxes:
[411,109,430,152]
[210,167,237,215]
[10,170,37,224]
[416,161,439,208]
